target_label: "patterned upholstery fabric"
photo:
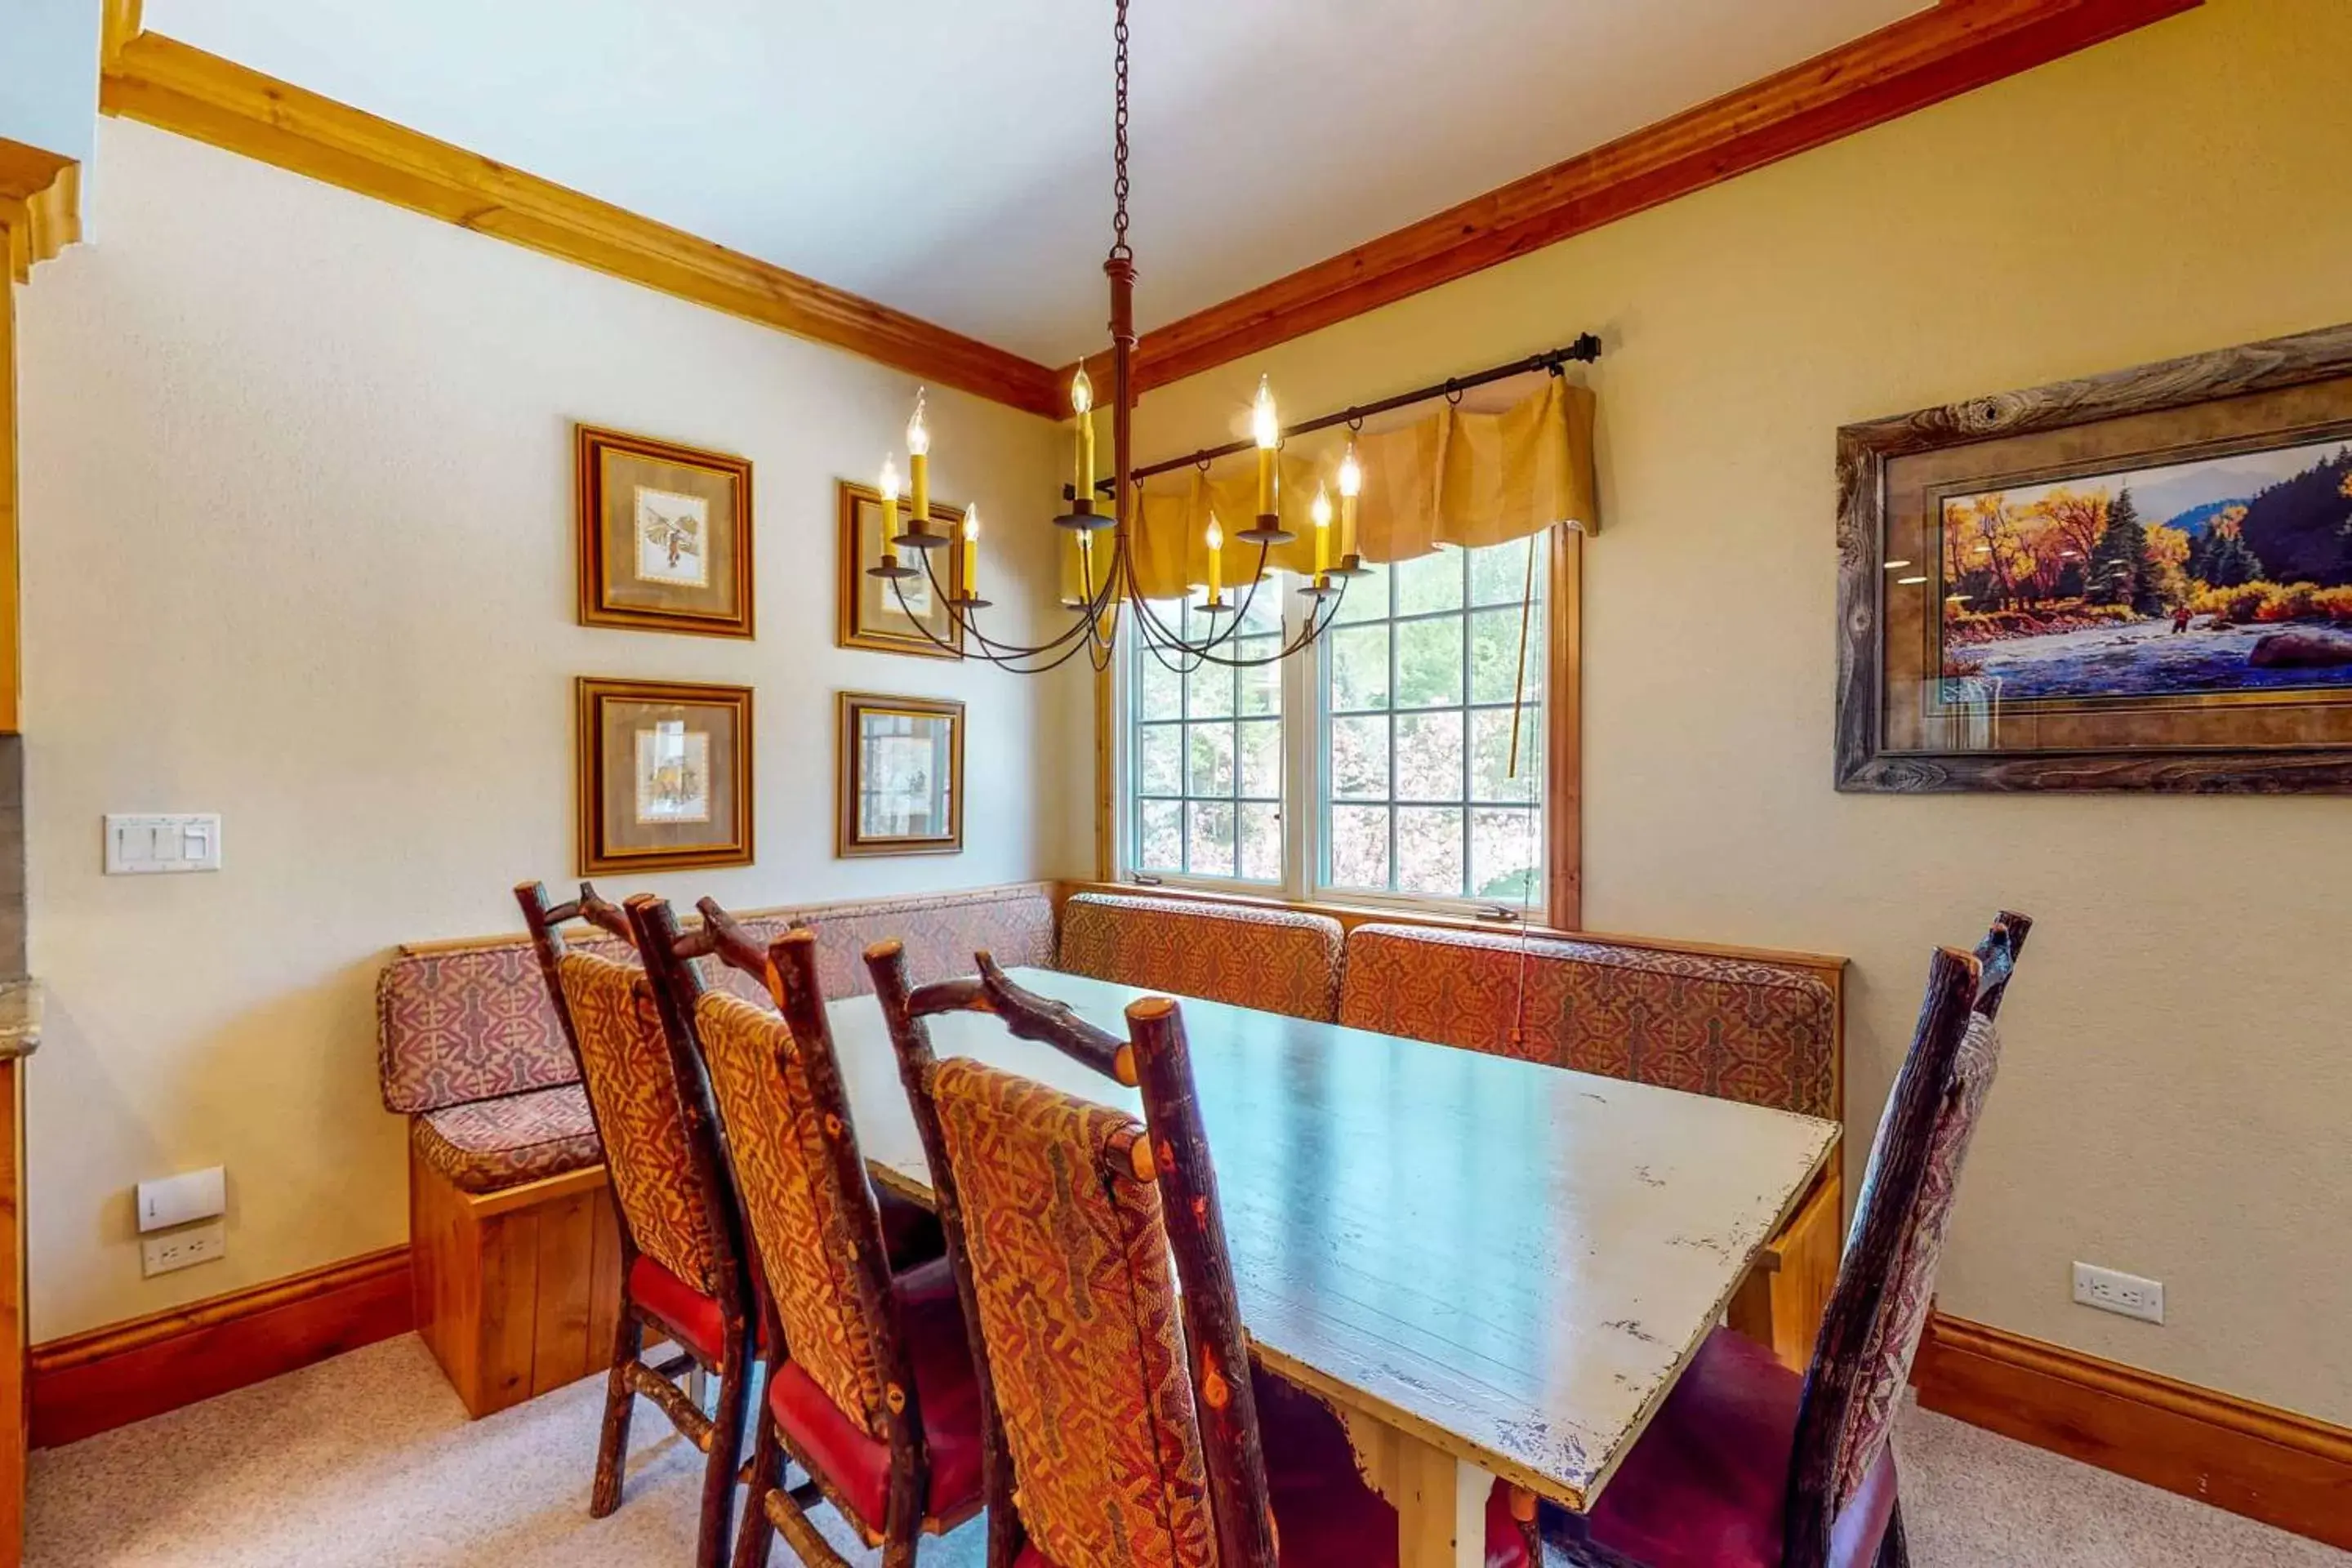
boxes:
[555,951,719,1294]
[1058,893,1344,1021]
[788,882,1057,1001]
[692,990,886,1437]
[1337,923,1838,1118]
[375,933,632,1114]
[930,1058,1215,1568]
[410,1083,601,1193]
[1832,1013,2003,1507]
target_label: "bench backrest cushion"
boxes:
[1338,923,1838,1118]
[376,932,634,1115]
[1058,893,1345,1022]
[786,882,1058,1001]
[378,885,1054,1115]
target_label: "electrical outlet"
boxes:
[2074,1260,2163,1324]
[141,1219,226,1278]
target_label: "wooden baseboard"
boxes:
[1913,1312,2352,1550]
[29,1245,413,1449]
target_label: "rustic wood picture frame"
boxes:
[835,479,965,658]
[836,691,964,858]
[577,425,755,639]
[577,675,755,874]
[1837,322,2352,793]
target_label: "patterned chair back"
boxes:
[553,950,724,1294]
[688,986,891,1436]
[867,947,1281,1568]
[1780,912,2032,1568]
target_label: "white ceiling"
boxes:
[148,0,1923,365]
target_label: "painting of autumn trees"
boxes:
[1936,436,2352,701]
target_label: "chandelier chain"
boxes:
[1111,0,1133,261]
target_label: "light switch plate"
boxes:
[136,1166,226,1233]
[105,814,223,875]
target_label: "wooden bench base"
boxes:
[1728,1160,1843,1373]
[410,1147,622,1418]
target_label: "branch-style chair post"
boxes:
[628,897,979,1568]
[514,880,755,1568]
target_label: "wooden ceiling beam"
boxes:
[1119,0,2202,395]
[98,31,1069,418]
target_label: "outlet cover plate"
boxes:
[140,1219,227,1278]
[2074,1260,2163,1324]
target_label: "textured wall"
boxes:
[1136,0,2352,1424]
[15,118,1086,1338]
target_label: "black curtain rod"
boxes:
[1111,332,1601,489]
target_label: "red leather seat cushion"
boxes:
[1578,1326,1895,1568]
[1013,1370,1528,1568]
[766,1256,983,1534]
[629,1255,730,1366]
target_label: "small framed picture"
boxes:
[837,692,964,857]
[578,425,755,638]
[577,676,754,874]
[837,479,964,658]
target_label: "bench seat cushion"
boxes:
[412,1083,601,1194]
[376,933,634,1115]
[786,882,1058,1000]
[1057,892,1345,1020]
[1339,924,1837,1117]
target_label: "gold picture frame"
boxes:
[577,676,755,874]
[837,692,964,857]
[577,425,755,639]
[836,479,964,658]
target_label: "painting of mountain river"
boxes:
[1935,434,2352,703]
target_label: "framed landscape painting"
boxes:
[577,426,754,638]
[836,692,964,856]
[1837,322,2352,791]
[577,677,754,873]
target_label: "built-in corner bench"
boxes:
[379,880,1842,1416]
[375,883,1057,1416]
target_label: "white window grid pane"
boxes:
[1316,540,1547,906]
[1128,593,1281,885]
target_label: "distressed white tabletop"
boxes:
[826,967,1838,1519]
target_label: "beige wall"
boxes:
[16,118,1088,1339]
[1137,0,2352,1425]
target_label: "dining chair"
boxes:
[626,894,985,1568]
[866,941,1541,1568]
[516,881,755,1568]
[1548,911,2034,1568]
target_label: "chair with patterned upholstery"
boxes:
[516,882,755,1568]
[627,894,983,1568]
[1058,890,1346,1020]
[866,942,1540,1568]
[1549,911,2033,1568]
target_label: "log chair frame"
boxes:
[866,943,1544,1568]
[626,894,976,1568]
[514,881,755,1568]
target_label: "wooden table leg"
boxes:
[1338,1405,1495,1568]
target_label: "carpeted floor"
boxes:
[26,1334,2347,1566]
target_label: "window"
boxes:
[1119,533,1561,918]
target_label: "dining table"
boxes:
[823,966,1841,1568]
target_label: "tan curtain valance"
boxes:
[1089,376,1596,603]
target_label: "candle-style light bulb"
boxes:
[1338,440,1362,561]
[1071,367,1094,416]
[1251,375,1280,520]
[880,456,900,502]
[904,391,931,528]
[904,389,930,457]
